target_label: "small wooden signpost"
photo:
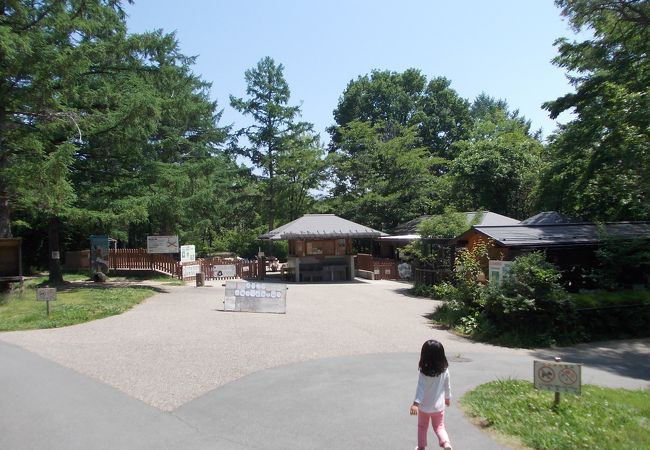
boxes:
[534,357,582,406]
[36,288,57,316]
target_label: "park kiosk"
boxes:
[259,214,386,282]
[0,238,23,288]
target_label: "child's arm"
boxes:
[411,372,424,415]
[444,370,451,407]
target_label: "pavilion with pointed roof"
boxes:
[259,214,386,282]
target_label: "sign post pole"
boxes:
[534,357,581,410]
[36,288,57,317]
[554,356,562,406]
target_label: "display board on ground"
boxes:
[223,280,287,314]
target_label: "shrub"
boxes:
[430,242,489,333]
[481,252,580,346]
[591,236,650,290]
[411,282,435,298]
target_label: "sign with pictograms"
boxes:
[534,360,581,395]
[147,236,179,254]
[223,281,287,314]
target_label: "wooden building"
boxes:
[377,211,520,259]
[259,214,386,282]
[456,221,650,289]
[0,238,23,288]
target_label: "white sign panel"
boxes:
[223,281,287,314]
[398,262,412,279]
[534,360,582,395]
[36,288,57,301]
[147,235,179,254]
[489,260,514,285]
[182,264,201,279]
[180,245,196,262]
[212,264,236,278]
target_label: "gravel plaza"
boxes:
[1,279,648,449]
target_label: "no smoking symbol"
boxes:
[559,368,577,385]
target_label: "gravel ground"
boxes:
[0,279,527,411]
[1,278,646,413]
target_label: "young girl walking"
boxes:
[409,339,452,450]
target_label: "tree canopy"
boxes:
[3,0,647,275]
[538,0,650,220]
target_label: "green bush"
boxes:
[411,282,435,298]
[481,252,580,346]
[591,235,650,290]
[430,242,488,334]
[571,289,650,341]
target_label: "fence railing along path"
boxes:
[109,249,260,280]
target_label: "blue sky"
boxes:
[125,0,579,142]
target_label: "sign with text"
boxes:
[223,281,287,314]
[534,360,582,395]
[182,264,201,279]
[36,288,57,301]
[489,260,514,286]
[147,235,179,254]
[180,245,196,262]
[212,264,236,278]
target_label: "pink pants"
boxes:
[417,410,450,449]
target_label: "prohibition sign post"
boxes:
[534,357,581,406]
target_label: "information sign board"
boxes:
[223,281,287,314]
[182,264,201,279]
[180,245,196,262]
[489,260,514,285]
[90,235,109,273]
[212,264,236,278]
[147,236,179,254]
[36,288,57,301]
[534,360,581,395]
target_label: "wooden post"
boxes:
[554,356,562,406]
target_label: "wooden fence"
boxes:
[108,249,261,280]
[199,258,260,281]
[110,249,180,277]
[413,267,453,286]
[356,253,399,280]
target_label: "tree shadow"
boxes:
[53,282,169,294]
[531,339,650,381]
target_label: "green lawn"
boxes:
[0,276,156,331]
[570,288,650,308]
[462,379,650,450]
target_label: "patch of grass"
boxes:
[462,379,650,449]
[0,285,155,331]
[570,289,650,309]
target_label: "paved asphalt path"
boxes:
[1,279,648,449]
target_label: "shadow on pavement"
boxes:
[532,339,650,381]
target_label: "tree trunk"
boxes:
[0,166,11,237]
[0,107,12,237]
[48,216,64,284]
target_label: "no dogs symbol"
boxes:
[537,365,555,383]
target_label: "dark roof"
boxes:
[458,222,650,247]
[521,211,576,225]
[259,214,387,240]
[391,211,520,234]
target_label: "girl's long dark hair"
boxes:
[418,340,449,377]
